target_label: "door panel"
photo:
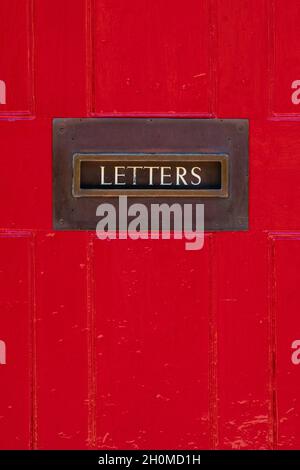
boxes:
[271,236,300,449]
[216,0,267,118]
[89,0,213,115]
[270,0,300,118]
[35,232,89,449]
[0,0,34,117]
[0,120,51,230]
[93,236,212,449]
[0,234,32,449]
[216,232,270,449]
[35,0,86,117]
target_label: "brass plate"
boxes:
[53,118,248,231]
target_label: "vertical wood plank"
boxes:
[269,234,300,448]
[0,0,34,118]
[268,0,300,119]
[88,0,213,116]
[215,0,268,118]
[35,0,87,116]
[215,232,270,449]
[0,120,52,230]
[0,233,32,449]
[35,232,89,449]
[92,237,212,449]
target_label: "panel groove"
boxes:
[29,232,38,449]
[267,0,276,120]
[267,234,278,449]
[87,232,97,447]
[208,234,219,449]
[86,0,96,116]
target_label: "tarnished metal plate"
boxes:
[53,118,248,231]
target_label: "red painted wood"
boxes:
[270,0,300,118]
[0,233,32,449]
[216,0,268,119]
[35,0,87,117]
[215,232,270,449]
[0,0,34,117]
[252,121,300,230]
[0,0,299,450]
[89,0,213,116]
[0,120,52,229]
[92,236,213,449]
[270,235,300,449]
[34,232,89,449]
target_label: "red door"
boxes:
[0,0,300,450]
